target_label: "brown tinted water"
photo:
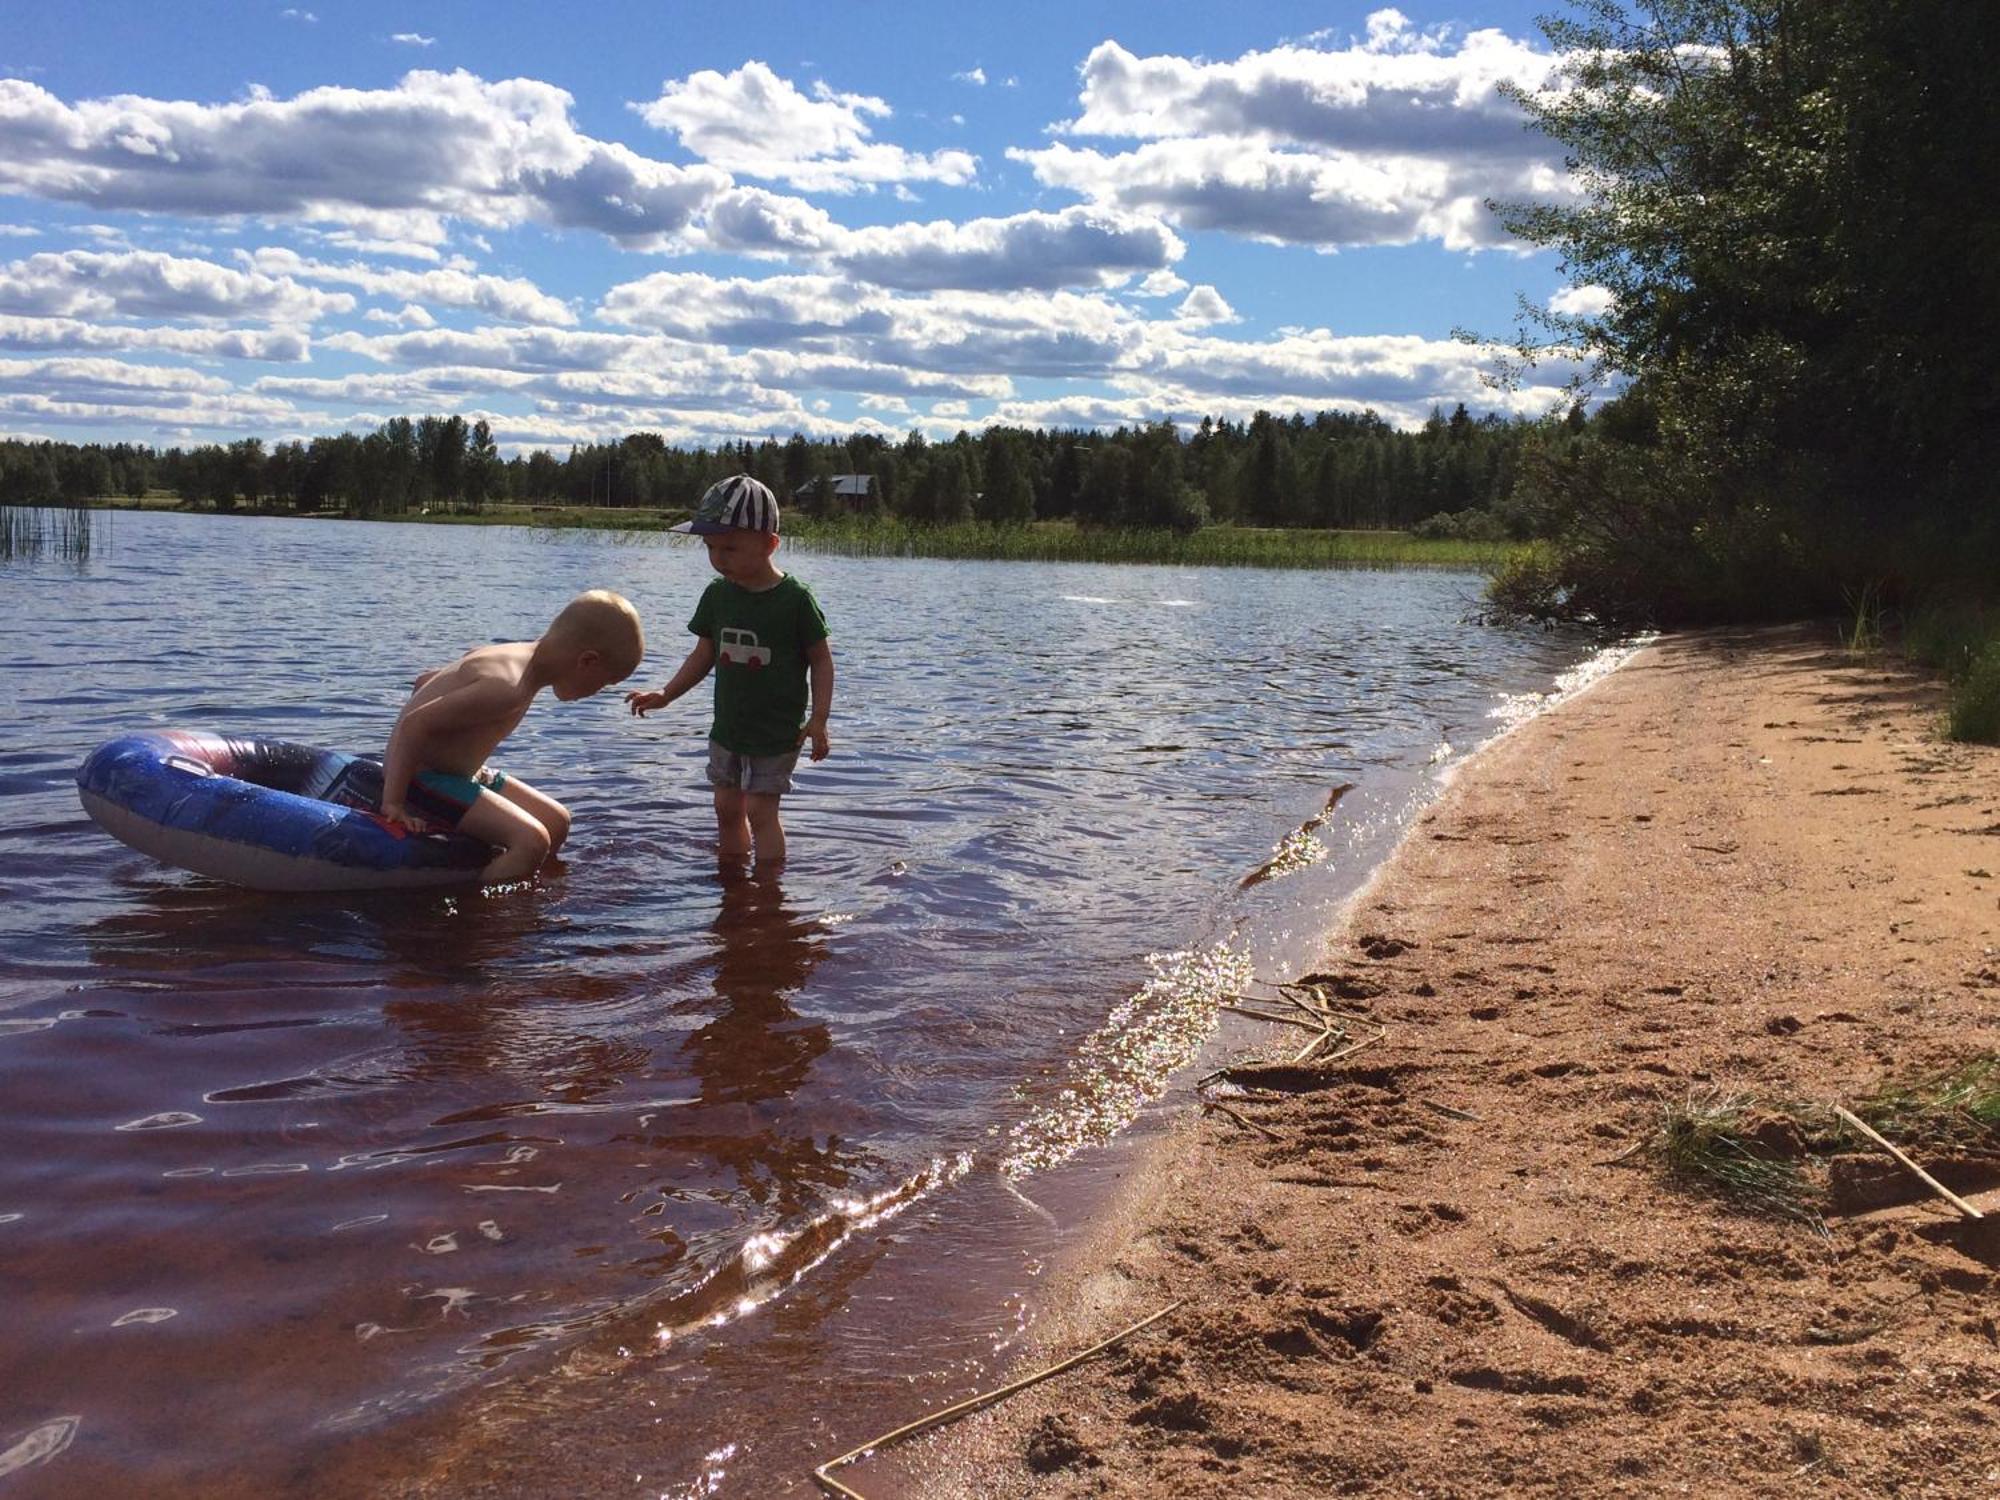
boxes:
[0,512,1601,1496]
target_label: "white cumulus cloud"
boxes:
[242,246,574,325]
[0,71,733,250]
[634,61,976,193]
[0,248,352,323]
[1548,283,1614,317]
[1015,29,1568,253]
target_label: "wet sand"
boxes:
[911,624,2000,1497]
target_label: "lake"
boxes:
[0,510,1603,1496]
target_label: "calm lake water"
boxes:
[0,511,1600,1497]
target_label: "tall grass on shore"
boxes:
[0,503,94,562]
[1902,599,2000,745]
[775,517,1513,570]
[532,508,1514,568]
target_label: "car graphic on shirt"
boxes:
[718,626,772,668]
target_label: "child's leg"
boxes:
[456,790,558,884]
[745,793,786,868]
[487,775,572,855]
[713,786,753,859]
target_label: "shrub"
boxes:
[1949,639,2000,744]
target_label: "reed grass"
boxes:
[1840,578,1888,653]
[0,503,94,562]
[776,517,1515,570]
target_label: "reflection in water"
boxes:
[675,867,843,1211]
[0,512,1607,1497]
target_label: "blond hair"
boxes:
[546,590,645,677]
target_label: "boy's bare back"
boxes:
[394,641,540,779]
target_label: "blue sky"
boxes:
[0,1,1604,453]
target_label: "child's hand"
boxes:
[625,688,669,717]
[801,716,831,762]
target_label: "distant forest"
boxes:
[0,402,1583,540]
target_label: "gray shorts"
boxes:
[706,739,801,796]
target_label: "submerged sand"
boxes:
[906,624,2000,1497]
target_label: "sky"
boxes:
[0,0,1608,454]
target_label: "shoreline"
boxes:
[909,623,2000,1497]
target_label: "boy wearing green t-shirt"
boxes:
[626,475,833,868]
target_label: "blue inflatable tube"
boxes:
[77,731,491,892]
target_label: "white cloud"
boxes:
[324,324,657,373]
[1135,268,1187,297]
[1174,285,1237,325]
[1548,283,1613,317]
[0,354,312,430]
[697,193,1179,292]
[362,303,438,328]
[634,62,976,193]
[1015,31,1566,252]
[1016,138,1543,253]
[1056,34,1552,151]
[282,9,318,22]
[391,32,436,47]
[701,186,844,258]
[0,248,353,322]
[830,205,1182,291]
[253,365,536,404]
[0,225,38,238]
[0,315,310,360]
[0,71,733,250]
[599,271,888,345]
[242,246,573,324]
[953,68,987,86]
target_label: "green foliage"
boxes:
[1489,0,2000,627]
[1948,641,2000,745]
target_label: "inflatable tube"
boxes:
[77,731,492,892]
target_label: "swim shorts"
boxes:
[322,756,507,832]
[705,739,800,796]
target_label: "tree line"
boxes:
[1,402,1566,537]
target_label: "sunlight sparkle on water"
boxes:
[1000,943,1251,1179]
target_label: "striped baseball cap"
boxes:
[672,474,781,535]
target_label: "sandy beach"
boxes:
[903,624,2000,1497]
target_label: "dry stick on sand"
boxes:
[810,1301,1184,1499]
[1203,1098,1283,1141]
[1833,1104,1986,1221]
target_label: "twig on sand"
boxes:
[1221,1002,1328,1034]
[1203,1098,1282,1140]
[1300,1028,1384,1066]
[1833,1104,1986,1221]
[1594,1137,1648,1166]
[810,1301,1183,1499]
[1423,1099,1482,1123]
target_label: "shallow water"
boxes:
[0,511,1600,1495]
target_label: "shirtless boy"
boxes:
[373,589,645,884]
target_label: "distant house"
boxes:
[795,473,873,514]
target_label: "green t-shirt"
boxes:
[688,574,830,756]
